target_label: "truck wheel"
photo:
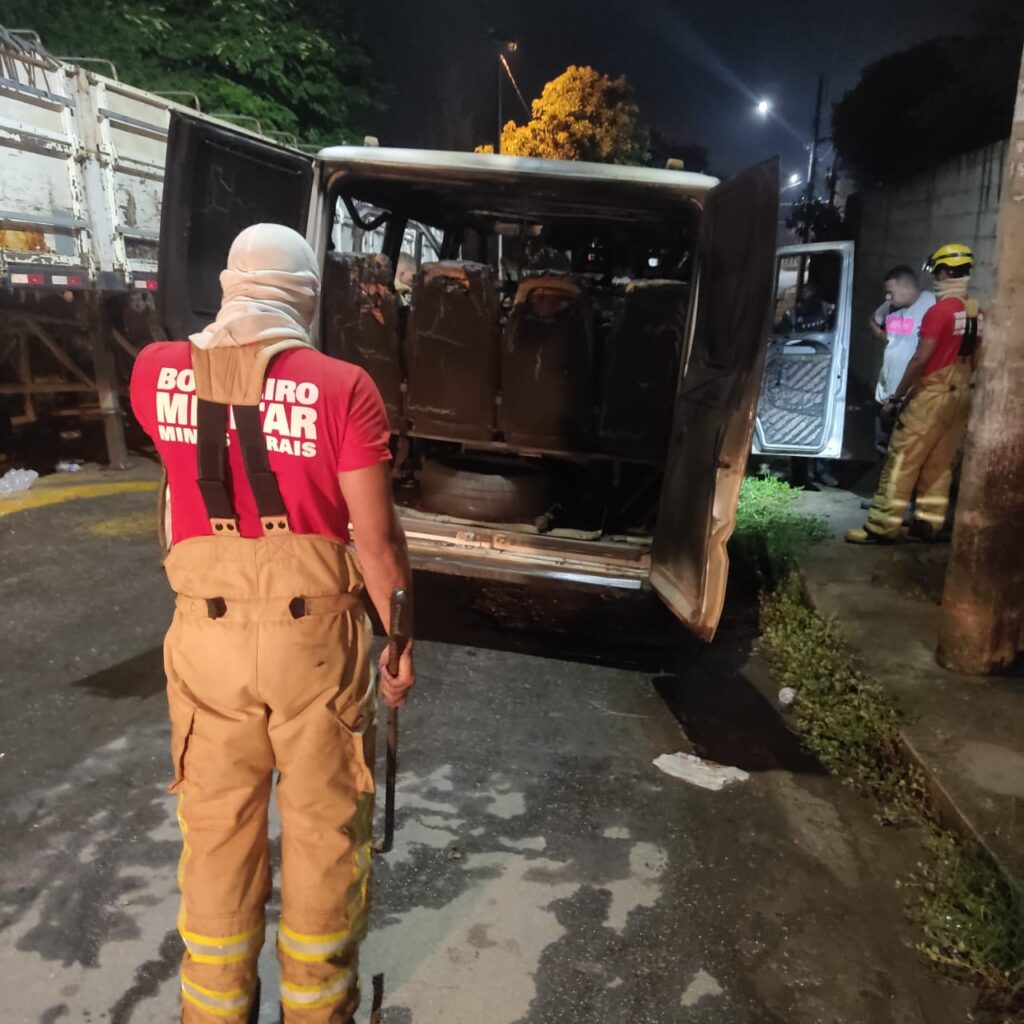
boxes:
[418,455,553,523]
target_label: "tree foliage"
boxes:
[0,0,377,145]
[832,19,1023,184]
[481,65,649,164]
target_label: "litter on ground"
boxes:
[0,468,39,495]
[653,751,750,791]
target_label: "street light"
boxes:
[788,172,801,185]
[491,30,527,153]
[755,98,772,117]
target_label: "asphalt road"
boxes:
[0,465,979,1023]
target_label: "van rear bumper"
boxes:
[400,510,651,591]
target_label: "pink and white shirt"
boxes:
[872,291,936,402]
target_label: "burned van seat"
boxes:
[322,252,402,430]
[597,279,688,460]
[405,260,500,442]
[501,274,595,450]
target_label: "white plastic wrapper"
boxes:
[653,751,750,791]
[0,468,39,494]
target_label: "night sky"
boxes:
[357,0,977,178]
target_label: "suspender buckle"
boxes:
[209,517,239,536]
[261,515,292,535]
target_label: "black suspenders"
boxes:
[233,405,288,522]
[194,398,291,536]
[958,315,979,360]
[195,399,234,530]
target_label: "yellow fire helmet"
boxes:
[924,243,974,274]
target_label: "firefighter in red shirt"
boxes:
[848,243,982,543]
[130,223,415,1023]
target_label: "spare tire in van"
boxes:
[418,455,552,523]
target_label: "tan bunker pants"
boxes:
[865,360,972,539]
[163,534,375,1023]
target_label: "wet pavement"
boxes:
[0,465,981,1023]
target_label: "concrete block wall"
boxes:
[843,140,1008,457]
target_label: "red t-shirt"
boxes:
[919,297,983,377]
[130,342,391,545]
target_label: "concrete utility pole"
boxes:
[805,74,825,199]
[937,45,1024,675]
[799,73,826,243]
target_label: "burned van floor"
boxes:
[0,479,977,1023]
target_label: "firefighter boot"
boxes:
[845,526,897,545]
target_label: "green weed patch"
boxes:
[733,475,1023,1017]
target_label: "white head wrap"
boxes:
[189,223,320,349]
[934,275,970,301]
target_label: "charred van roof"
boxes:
[317,147,718,224]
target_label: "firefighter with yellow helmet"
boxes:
[848,243,982,543]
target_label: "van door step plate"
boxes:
[399,512,650,591]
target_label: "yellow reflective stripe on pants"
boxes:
[178,916,263,965]
[181,975,253,1017]
[915,493,950,528]
[280,968,353,1010]
[278,922,350,962]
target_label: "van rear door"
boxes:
[157,111,315,339]
[753,241,854,459]
[650,160,779,641]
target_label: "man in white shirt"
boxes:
[869,265,935,451]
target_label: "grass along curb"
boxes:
[733,476,1024,1017]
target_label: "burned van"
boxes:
[158,115,779,640]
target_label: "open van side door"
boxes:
[753,241,854,458]
[157,111,315,339]
[650,160,779,641]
